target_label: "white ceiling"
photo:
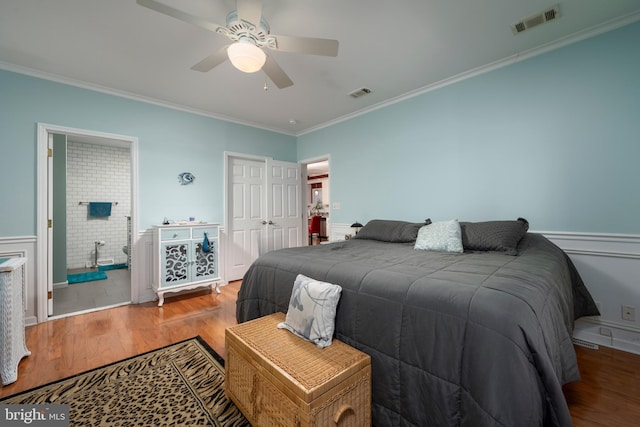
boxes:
[307,160,328,177]
[1,0,639,135]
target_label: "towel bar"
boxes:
[78,201,118,205]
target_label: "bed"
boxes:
[236,219,599,426]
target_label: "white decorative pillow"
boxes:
[278,274,342,348]
[414,219,464,253]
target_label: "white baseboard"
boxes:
[573,318,640,355]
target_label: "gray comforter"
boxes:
[236,233,598,426]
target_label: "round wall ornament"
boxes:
[178,172,195,185]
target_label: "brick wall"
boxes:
[66,141,131,269]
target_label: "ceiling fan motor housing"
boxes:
[219,10,276,49]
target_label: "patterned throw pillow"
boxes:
[414,219,464,253]
[278,274,342,348]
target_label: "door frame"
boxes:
[300,154,331,243]
[36,123,139,323]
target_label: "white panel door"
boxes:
[266,160,302,252]
[226,157,265,281]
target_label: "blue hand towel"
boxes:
[89,202,112,217]
[202,232,211,253]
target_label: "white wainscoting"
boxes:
[329,223,354,241]
[136,229,155,304]
[0,236,38,326]
[1,227,227,323]
[8,225,638,355]
[331,224,640,354]
[540,231,640,355]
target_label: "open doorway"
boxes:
[37,124,139,321]
[52,135,132,316]
[303,157,330,245]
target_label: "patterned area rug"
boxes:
[0,337,249,426]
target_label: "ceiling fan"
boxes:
[136,0,339,89]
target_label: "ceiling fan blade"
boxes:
[191,46,229,72]
[136,0,224,34]
[262,55,293,89]
[236,0,263,26]
[270,35,339,57]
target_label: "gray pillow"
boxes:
[278,274,342,348]
[354,219,431,243]
[459,218,529,255]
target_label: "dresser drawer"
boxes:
[192,227,218,240]
[160,228,190,241]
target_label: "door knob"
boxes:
[268,221,274,225]
[261,220,267,225]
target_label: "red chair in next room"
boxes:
[308,215,322,245]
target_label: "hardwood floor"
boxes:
[1,282,239,400]
[2,280,639,426]
[564,345,640,426]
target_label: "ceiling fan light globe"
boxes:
[227,41,266,73]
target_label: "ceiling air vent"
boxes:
[512,4,560,34]
[348,87,372,98]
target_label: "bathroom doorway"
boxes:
[37,124,138,320]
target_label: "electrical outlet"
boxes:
[622,305,636,321]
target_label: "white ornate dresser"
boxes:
[152,223,221,306]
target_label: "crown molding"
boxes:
[0,61,295,137]
[298,10,640,136]
[1,9,638,139]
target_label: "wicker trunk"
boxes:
[225,312,371,426]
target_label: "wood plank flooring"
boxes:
[2,280,639,426]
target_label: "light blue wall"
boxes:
[2,21,639,237]
[298,22,640,234]
[0,70,297,234]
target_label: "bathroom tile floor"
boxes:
[53,268,131,316]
